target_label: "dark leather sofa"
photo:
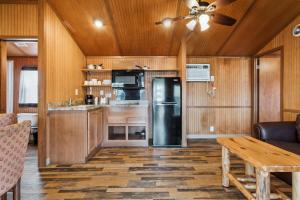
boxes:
[253,116,300,185]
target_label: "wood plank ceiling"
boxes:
[7,41,38,56]
[47,0,300,56]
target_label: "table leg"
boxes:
[256,169,270,200]
[245,162,255,176]
[293,172,300,200]
[222,146,230,187]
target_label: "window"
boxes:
[19,66,38,107]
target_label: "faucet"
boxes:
[68,98,72,106]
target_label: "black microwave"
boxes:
[112,70,145,89]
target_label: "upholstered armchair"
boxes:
[0,113,17,128]
[0,120,31,200]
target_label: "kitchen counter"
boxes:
[48,100,149,111]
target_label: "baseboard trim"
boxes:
[187,133,248,139]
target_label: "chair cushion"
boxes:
[296,115,300,142]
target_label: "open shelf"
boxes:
[82,85,112,87]
[82,69,112,72]
[82,68,178,72]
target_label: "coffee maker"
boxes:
[85,94,94,105]
[85,88,94,105]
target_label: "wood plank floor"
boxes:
[15,140,291,200]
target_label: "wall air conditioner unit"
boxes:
[186,64,211,81]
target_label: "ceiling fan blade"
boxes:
[185,0,200,9]
[155,16,185,25]
[211,13,237,26]
[207,0,237,11]
[186,19,197,31]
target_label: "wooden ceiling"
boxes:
[7,41,38,57]
[47,0,300,56]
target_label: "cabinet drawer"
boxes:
[107,116,127,124]
[127,117,146,124]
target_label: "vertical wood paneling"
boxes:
[38,1,86,167]
[178,38,187,146]
[8,56,38,114]
[87,56,177,70]
[0,3,38,37]
[186,57,252,135]
[44,3,86,103]
[0,41,7,113]
[258,16,300,121]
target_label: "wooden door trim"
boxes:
[253,46,284,123]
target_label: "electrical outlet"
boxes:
[209,126,215,132]
[75,89,79,96]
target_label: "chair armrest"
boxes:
[253,122,298,142]
[0,113,16,128]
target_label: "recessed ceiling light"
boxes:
[162,18,172,28]
[94,19,104,28]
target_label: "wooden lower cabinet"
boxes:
[88,109,103,154]
[103,106,149,147]
[48,108,103,165]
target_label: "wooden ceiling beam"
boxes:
[168,0,183,56]
[103,0,123,56]
[216,0,257,56]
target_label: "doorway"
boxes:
[1,39,39,145]
[255,48,283,122]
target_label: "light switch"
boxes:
[210,76,215,82]
[209,126,215,132]
[75,89,79,96]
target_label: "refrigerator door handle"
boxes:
[155,102,178,106]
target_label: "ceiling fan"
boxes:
[155,0,238,31]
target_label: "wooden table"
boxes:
[217,136,300,200]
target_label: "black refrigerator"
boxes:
[152,77,182,146]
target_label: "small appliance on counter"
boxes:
[85,94,94,105]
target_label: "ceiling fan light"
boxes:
[186,19,197,31]
[200,22,210,31]
[199,14,210,24]
[162,18,172,28]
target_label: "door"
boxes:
[88,110,98,153]
[97,109,103,145]
[257,50,282,122]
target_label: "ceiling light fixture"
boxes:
[94,19,104,28]
[186,19,197,31]
[199,14,210,31]
[162,18,172,28]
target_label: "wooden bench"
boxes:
[217,136,300,200]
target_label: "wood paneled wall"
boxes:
[44,3,86,103]
[38,1,86,167]
[258,16,300,120]
[177,39,187,146]
[186,57,252,136]
[8,56,38,114]
[87,56,177,70]
[0,3,38,37]
[0,41,7,113]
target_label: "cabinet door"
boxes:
[97,110,103,146]
[88,110,98,154]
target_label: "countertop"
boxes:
[48,100,149,111]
